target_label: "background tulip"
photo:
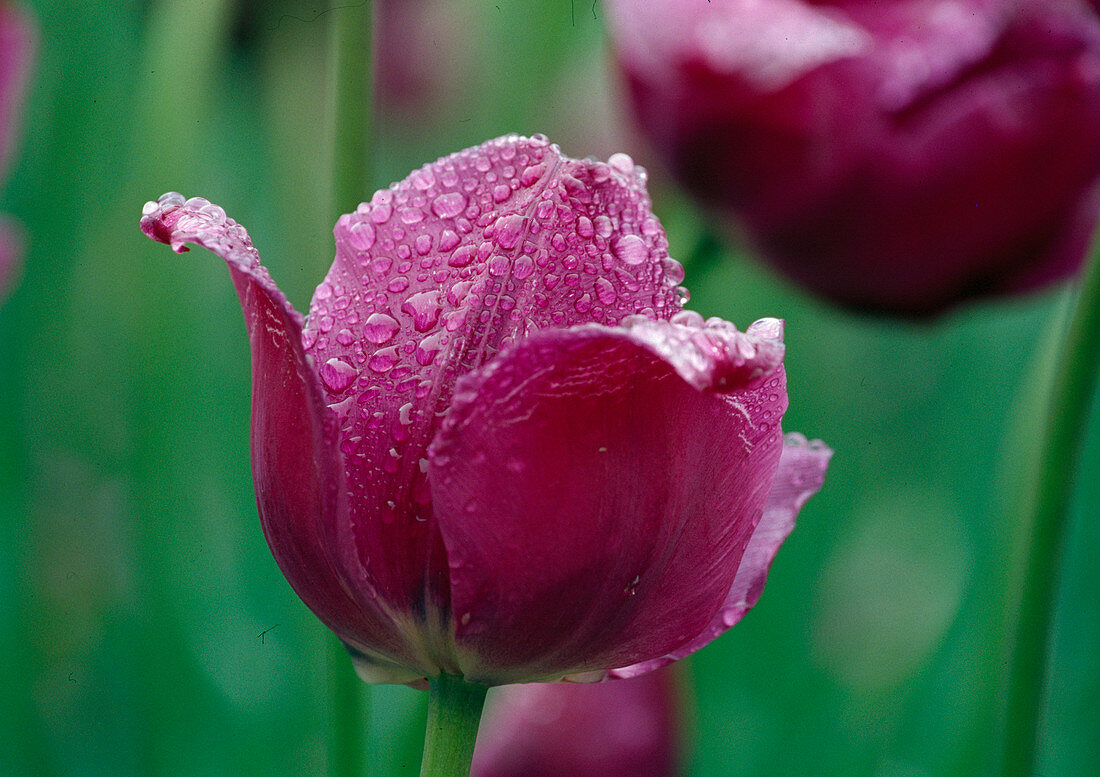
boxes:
[605,0,1100,313]
[471,668,683,777]
[0,2,32,300]
[141,134,829,687]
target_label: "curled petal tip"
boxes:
[624,314,785,392]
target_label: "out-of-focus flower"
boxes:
[606,0,1100,313]
[0,2,33,300]
[140,135,830,686]
[472,668,682,777]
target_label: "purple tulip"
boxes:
[606,0,1100,313]
[471,668,682,777]
[140,135,829,686]
[0,2,33,300]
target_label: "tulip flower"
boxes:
[140,134,830,687]
[606,0,1100,313]
[472,668,682,777]
[0,2,33,300]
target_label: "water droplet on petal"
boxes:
[521,162,547,186]
[368,346,399,373]
[614,234,648,266]
[319,357,358,393]
[348,221,376,251]
[449,244,476,267]
[401,290,442,332]
[608,152,635,174]
[493,214,525,249]
[513,255,535,280]
[398,207,425,225]
[363,312,400,344]
[439,229,461,252]
[595,277,617,305]
[431,192,467,219]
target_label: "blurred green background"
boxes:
[1,1,1097,776]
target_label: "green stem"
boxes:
[998,240,1100,777]
[420,675,490,777]
[328,0,374,221]
[326,6,373,777]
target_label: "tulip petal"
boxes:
[609,432,831,679]
[297,135,686,621]
[0,215,24,302]
[429,316,788,683]
[139,194,429,680]
[0,2,33,178]
[472,668,681,777]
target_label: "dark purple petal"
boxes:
[299,135,685,621]
[429,316,787,683]
[472,668,682,777]
[610,432,831,679]
[607,0,1100,313]
[0,215,23,302]
[0,2,33,178]
[139,194,431,683]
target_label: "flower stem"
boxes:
[328,0,374,220]
[420,675,489,777]
[998,239,1100,777]
[326,5,373,777]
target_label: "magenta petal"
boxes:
[0,2,33,178]
[472,668,682,777]
[299,135,685,615]
[610,432,831,679]
[139,194,428,681]
[0,215,24,302]
[429,317,788,683]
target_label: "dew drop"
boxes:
[363,312,400,344]
[370,203,392,224]
[368,346,399,373]
[614,234,649,266]
[347,221,376,251]
[448,244,476,267]
[513,255,535,280]
[521,162,547,186]
[595,277,617,305]
[399,207,425,225]
[431,191,467,219]
[414,234,433,256]
[608,152,635,174]
[401,290,442,332]
[319,357,358,393]
[493,214,525,249]
[335,328,355,346]
[439,229,461,252]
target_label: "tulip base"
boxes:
[420,675,489,777]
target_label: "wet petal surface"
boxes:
[299,135,686,619]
